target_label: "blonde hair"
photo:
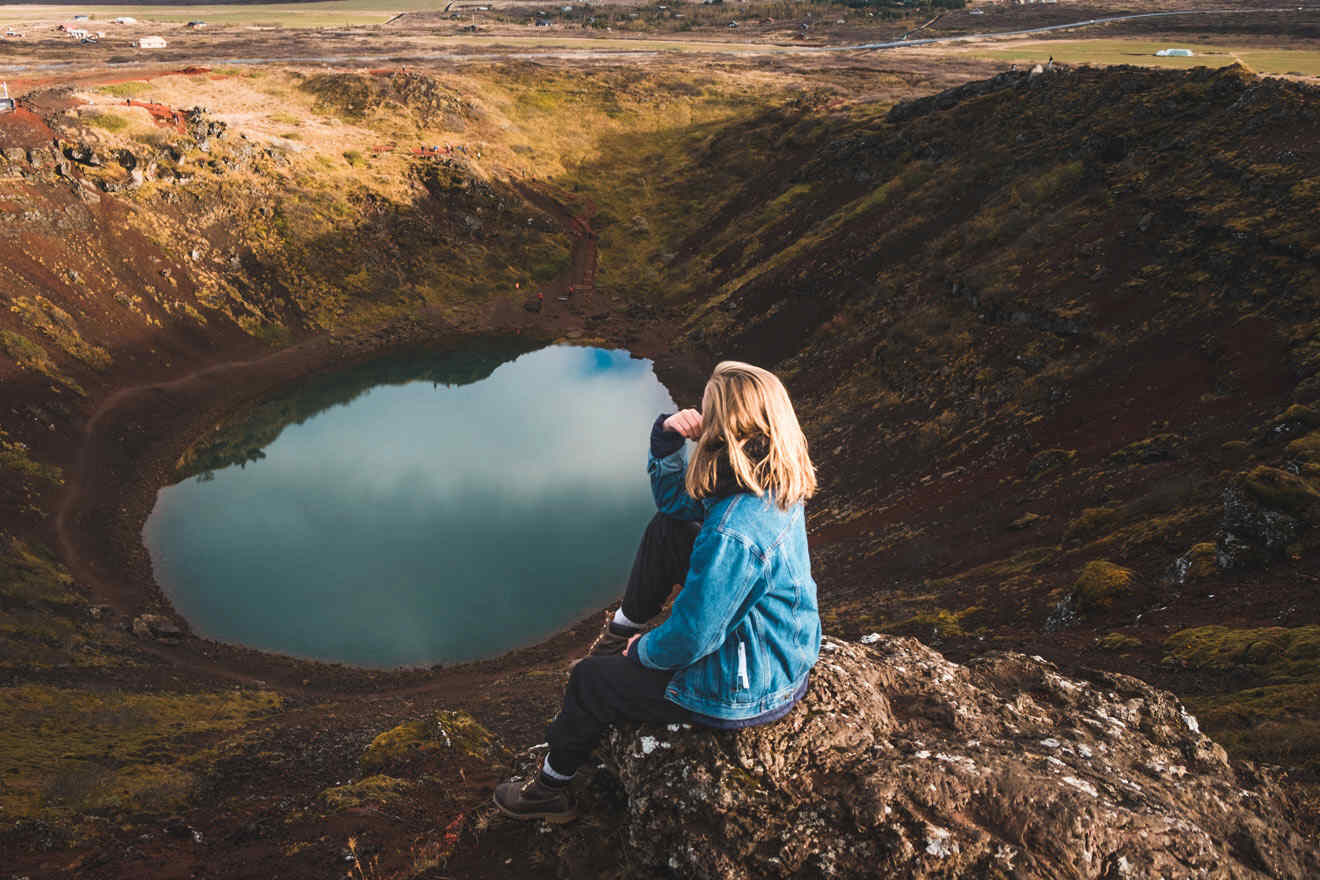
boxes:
[685,361,816,510]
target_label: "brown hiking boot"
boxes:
[492,776,577,823]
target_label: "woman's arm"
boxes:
[648,410,704,522]
[634,525,765,670]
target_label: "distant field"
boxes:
[0,1,427,27]
[972,39,1320,78]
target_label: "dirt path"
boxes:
[514,178,599,300]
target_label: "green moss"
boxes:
[0,537,78,606]
[1287,430,1320,463]
[322,774,415,810]
[360,709,505,774]
[1026,448,1076,480]
[9,296,111,370]
[1164,625,1320,680]
[900,606,984,637]
[0,329,54,372]
[0,330,84,394]
[0,431,62,488]
[1065,505,1120,539]
[1176,542,1218,582]
[1184,684,1320,772]
[1097,632,1142,652]
[0,685,282,819]
[1271,404,1320,430]
[1008,512,1044,530]
[1240,465,1320,517]
[1073,560,1134,610]
[1108,433,1185,464]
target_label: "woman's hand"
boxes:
[663,408,703,440]
[623,633,642,656]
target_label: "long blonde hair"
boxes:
[685,361,816,510]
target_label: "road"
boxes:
[822,6,1318,53]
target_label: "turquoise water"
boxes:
[143,344,677,668]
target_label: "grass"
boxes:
[0,2,414,27]
[1166,626,1320,772]
[1073,560,1134,611]
[9,295,112,370]
[0,684,282,818]
[98,81,153,99]
[84,112,130,133]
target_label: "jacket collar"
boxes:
[710,435,770,499]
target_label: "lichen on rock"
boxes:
[555,636,1318,879]
[1217,466,1318,569]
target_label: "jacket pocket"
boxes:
[737,640,750,690]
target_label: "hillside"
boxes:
[0,60,1317,876]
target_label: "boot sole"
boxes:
[491,792,577,824]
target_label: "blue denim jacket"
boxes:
[635,441,821,721]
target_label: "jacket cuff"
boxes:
[650,413,684,459]
[634,632,661,670]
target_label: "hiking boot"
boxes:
[492,776,577,823]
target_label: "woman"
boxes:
[494,361,820,822]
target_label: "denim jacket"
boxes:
[635,439,821,721]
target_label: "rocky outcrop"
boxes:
[131,613,184,643]
[1217,466,1318,569]
[558,636,1318,879]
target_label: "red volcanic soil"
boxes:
[0,107,55,149]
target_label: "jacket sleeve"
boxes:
[636,525,763,670]
[649,414,704,522]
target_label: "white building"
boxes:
[134,35,167,48]
[111,17,137,24]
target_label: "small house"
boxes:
[134,35,167,48]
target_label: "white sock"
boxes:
[612,608,643,630]
[542,755,574,782]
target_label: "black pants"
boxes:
[546,513,700,775]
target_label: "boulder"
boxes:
[131,613,184,642]
[1217,466,1318,568]
[564,636,1317,879]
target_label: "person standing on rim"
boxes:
[494,360,821,822]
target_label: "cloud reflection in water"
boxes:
[143,346,677,668]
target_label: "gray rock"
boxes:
[131,614,183,642]
[1216,475,1312,569]
[554,636,1318,879]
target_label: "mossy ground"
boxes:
[0,685,282,819]
[1165,625,1320,773]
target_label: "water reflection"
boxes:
[144,344,677,668]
